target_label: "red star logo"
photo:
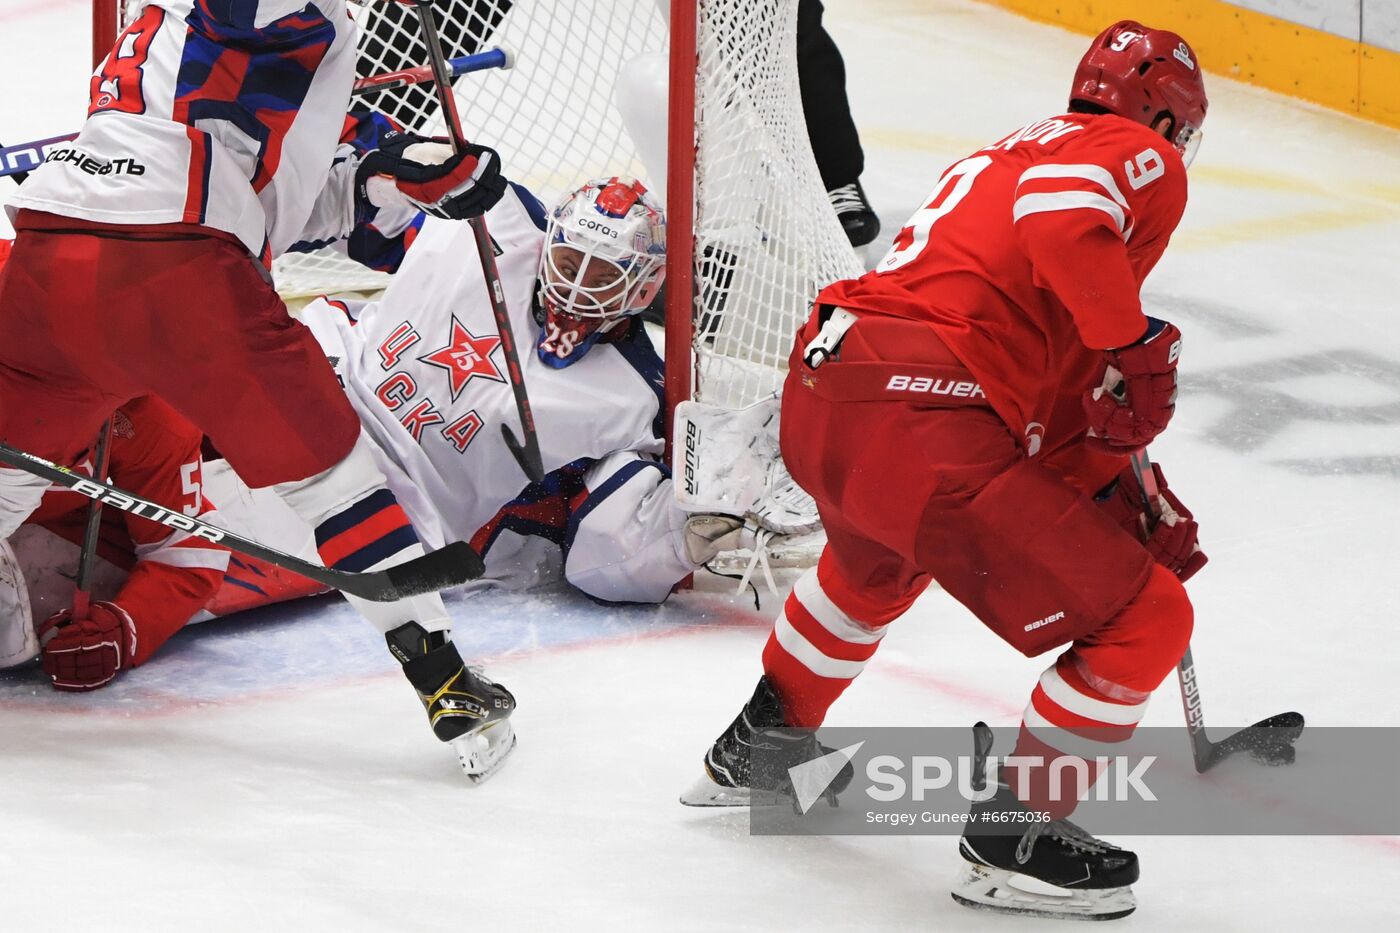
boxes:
[419,316,505,401]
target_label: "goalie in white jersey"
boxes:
[294,176,792,603]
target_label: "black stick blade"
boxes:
[1203,711,1305,771]
[381,540,485,598]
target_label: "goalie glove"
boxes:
[1095,461,1207,582]
[37,601,138,691]
[356,130,507,220]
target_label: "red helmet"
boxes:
[1071,20,1208,165]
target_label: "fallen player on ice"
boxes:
[238,173,818,604]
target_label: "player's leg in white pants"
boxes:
[273,432,451,634]
[272,431,515,781]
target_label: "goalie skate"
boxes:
[386,622,517,784]
[453,716,517,785]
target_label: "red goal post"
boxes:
[96,0,861,462]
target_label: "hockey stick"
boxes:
[0,440,483,602]
[70,420,113,620]
[1128,448,1304,772]
[403,0,546,484]
[0,136,56,184]
[0,48,513,182]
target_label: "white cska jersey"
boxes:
[299,185,691,600]
[5,1,357,263]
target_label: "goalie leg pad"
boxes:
[673,395,820,534]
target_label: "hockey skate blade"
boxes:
[951,861,1136,922]
[678,772,797,808]
[679,772,753,807]
[454,720,516,785]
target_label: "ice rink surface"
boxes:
[4,0,1400,929]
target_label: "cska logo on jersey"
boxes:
[419,316,506,401]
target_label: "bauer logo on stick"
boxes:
[70,478,226,543]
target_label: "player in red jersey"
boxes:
[683,21,1209,920]
[0,394,230,690]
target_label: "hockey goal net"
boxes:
[100,0,860,424]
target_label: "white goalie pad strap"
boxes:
[751,458,821,535]
[0,538,37,669]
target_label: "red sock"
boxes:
[761,565,891,726]
[1010,564,1194,818]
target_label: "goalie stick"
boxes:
[0,48,513,181]
[0,440,484,602]
[1128,447,1304,772]
[402,0,546,484]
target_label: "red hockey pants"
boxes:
[0,214,360,487]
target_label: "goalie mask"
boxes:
[535,176,666,368]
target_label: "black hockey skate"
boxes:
[952,722,1138,921]
[386,621,517,783]
[679,676,852,807]
[827,180,880,248]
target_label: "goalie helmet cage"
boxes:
[96,0,862,451]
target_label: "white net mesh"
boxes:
[283,0,670,297]
[690,0,863,407]
[117,0,860,411]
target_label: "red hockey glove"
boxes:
[357,130,507,220]
[37,601,138,691]
[1083,318,1182,451]
[1096,461,1207,582]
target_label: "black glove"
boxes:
[356,130,507,220]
